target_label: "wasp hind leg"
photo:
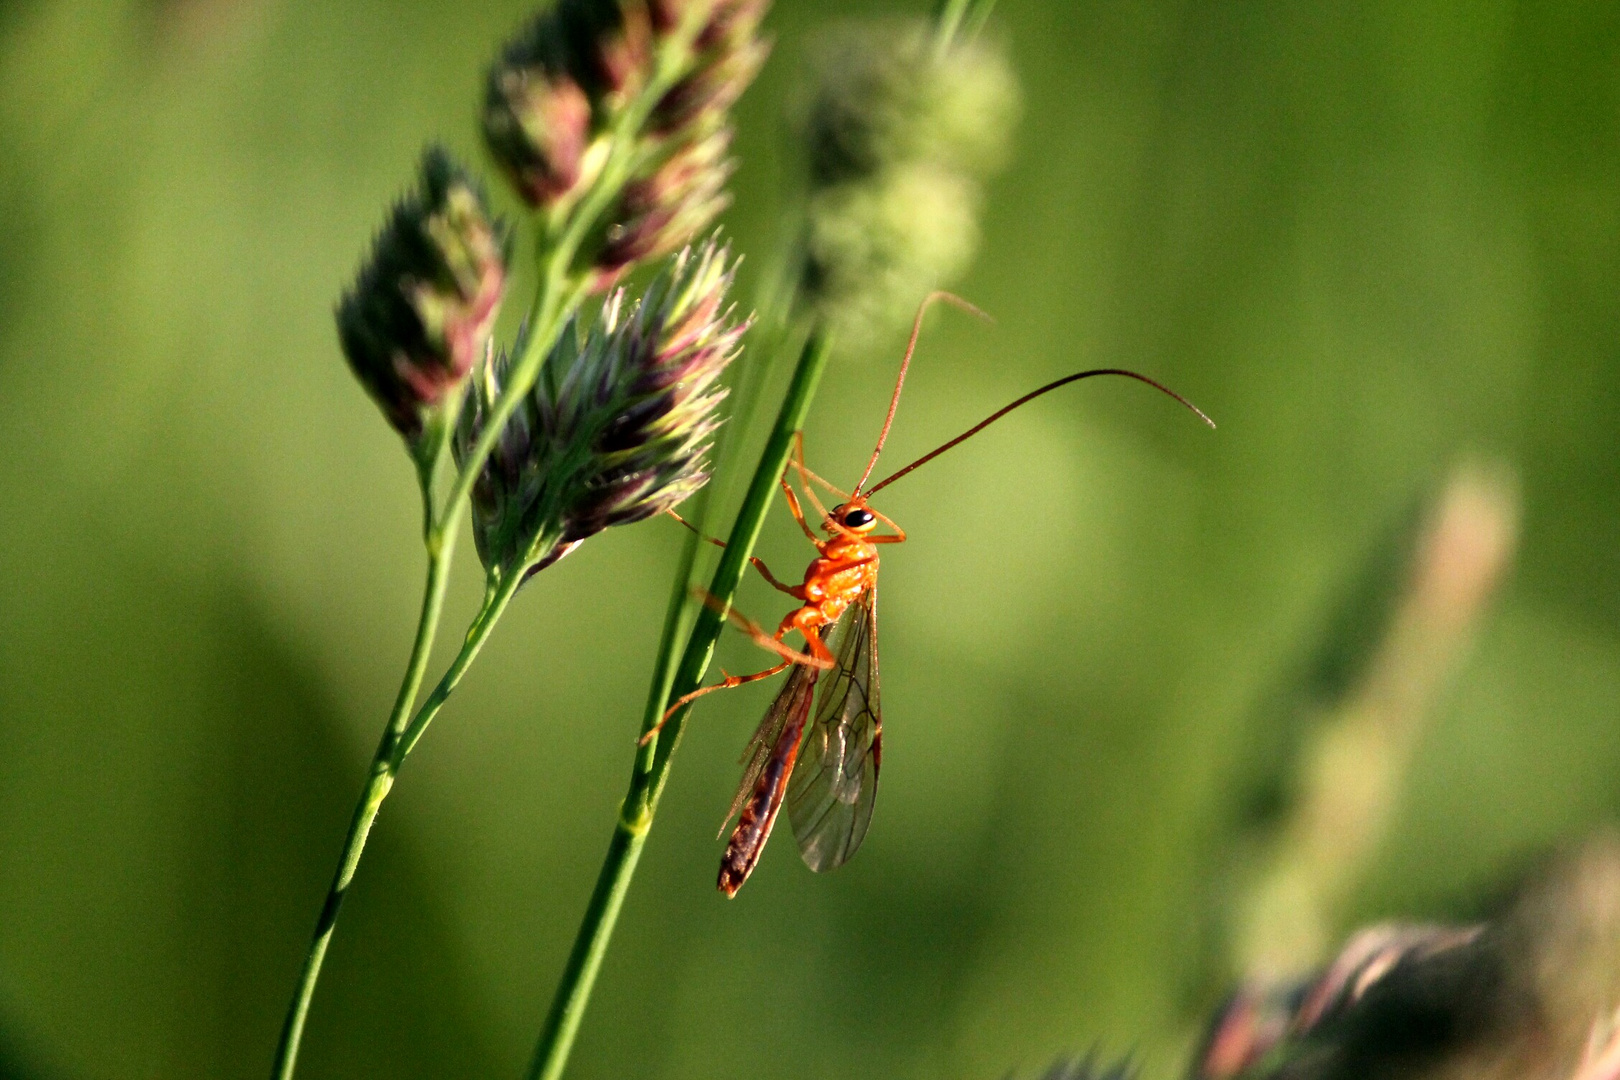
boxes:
[644,658,796,745]
[640,594,829,746]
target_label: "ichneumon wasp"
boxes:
[658,293,1214,896]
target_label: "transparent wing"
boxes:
[717,659,821,896]
[720,654,821,835]
[787,591,882,872]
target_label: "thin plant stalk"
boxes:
[271,246,573,1080]
[525,328,833,1080]
[647,330,834,799]
[524,3,1004,1074]
[933,0,999,56]
[395,562,531,764]
[271,477,458,1080]
[273,531,528,1080]
[272,16,717,1073]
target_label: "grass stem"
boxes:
[270,484,459,1080]
[524,327,833,1080]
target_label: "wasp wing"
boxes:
[787,590,882,873]
[719,642,823,835]
[717,631,828,895]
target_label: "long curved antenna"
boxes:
[865,368,1215,496]
[787,435,851,503]
[853,291,991,495]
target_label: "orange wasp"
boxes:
[661,293,1214,896]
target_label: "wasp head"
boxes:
[826,500,878,535]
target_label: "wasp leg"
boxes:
[695,590,826,667]
[789,431,850,502]
[778,476,822,546]
[865,505,908,544]
[644,658,796,745]
[640,592,832,744]
[665,510,802,596]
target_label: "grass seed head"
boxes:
[483,15,596,210]
[455,235,746,582]
[590,126,736,282]
[794,21,1019,346]
[337,146,508,450]
[484,0,770,221]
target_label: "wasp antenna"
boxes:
[854,291,993,495]
[932,291,994,325]
[865,368,1214,496]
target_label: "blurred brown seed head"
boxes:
[1195,835,1620,1080]
[590,126,736,283]
[1224,464,1520,985]
[485,0,770,238]
[337,146,508,451]
[1573,1006,1620,1080]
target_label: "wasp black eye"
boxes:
[842,508,875,528]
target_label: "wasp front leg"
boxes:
[866,505,907,544]
[778,476,823,547]
[665,510,802,596]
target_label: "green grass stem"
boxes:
[270,481,459,1080]
[524,328,833,1080]
[269,20,717,1075]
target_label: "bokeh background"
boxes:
[2,1,1618,1078]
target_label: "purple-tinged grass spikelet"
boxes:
[455,234,746,583]
[337,147,509,455]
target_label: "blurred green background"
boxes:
[2,1,1618,1078]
